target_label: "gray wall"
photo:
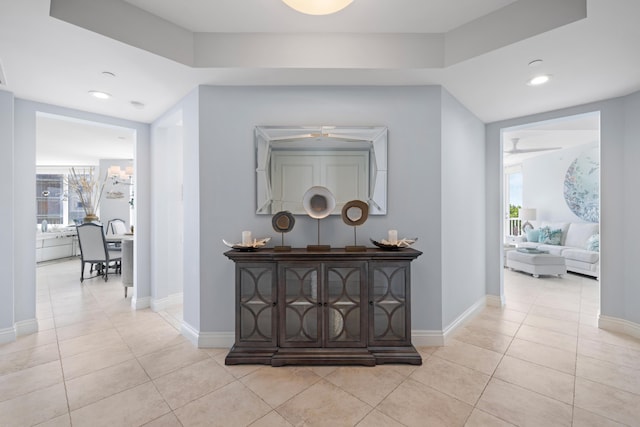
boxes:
[149,107,185,309]
[13,100,37,327]
[441,89,486,327]
[623,91,640,325]
[0,90,15,339]
[179,85,486,337]
[173,89,201,332]
[486,91,639,325]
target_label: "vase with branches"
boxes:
[66,167,107,222]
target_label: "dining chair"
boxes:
[106,218,128,250]
[76,223,121,282]
[107,218,128,235]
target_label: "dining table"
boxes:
[106,234,134,294]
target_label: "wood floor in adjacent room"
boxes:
[1,259,639,426]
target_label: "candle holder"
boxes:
[242,231,252,246]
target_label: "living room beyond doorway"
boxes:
[501,111,601,297]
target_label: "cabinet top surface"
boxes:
[224,247,422,261]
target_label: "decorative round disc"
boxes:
[341,200,369,226]
[272,211,295,233]
[302,186,336,219]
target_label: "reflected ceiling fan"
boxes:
[504,138,562,155]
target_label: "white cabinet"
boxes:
[36,232,77,262]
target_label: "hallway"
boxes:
[0,260,638,426]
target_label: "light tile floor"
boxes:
[1,260,639,426]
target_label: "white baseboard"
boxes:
[0,326,16,345]
[486,294,504,307]
[151,293,183,312]
[412,330,445,347]
[180,321,234,348]
[131,296,151,309]
[598,314,640,340]
[168,292,183,306]
[178,293,493,350]
[412,295,489,347]
[181,322,199,347]
[150,297,169,312]
[197,331,234,348]
[15,318,38,336]
[442,296,487,344]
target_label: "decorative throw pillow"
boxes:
[526,229,541,243]
[587,234,600,252]
[539,226,563,245]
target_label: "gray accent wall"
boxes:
[175,85,486,337]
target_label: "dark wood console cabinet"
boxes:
[224,248,422,366]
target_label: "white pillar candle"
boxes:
[388,229,398,244]
[242,231,252,246]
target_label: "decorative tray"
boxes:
[370,237,417,250]
[517,247,548,254]
[223,237,271,251]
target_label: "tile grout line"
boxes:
[49,275,74,427]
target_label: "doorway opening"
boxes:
[35,112,136,293]
[500,111,601,307]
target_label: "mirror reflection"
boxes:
[255,126,387,215]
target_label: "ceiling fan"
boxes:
[504,138,562,155]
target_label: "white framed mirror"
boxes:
[255,126,387,215]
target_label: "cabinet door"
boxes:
[236,263,277,347]
[279,263,322,347]
[369,262,411,346]
[324,263,367,348]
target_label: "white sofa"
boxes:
[517,221,600,278]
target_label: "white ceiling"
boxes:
[0,0,638,152]
[36,114,134,166]
[2,0,639,124]
[502,112,600,166]
[121,0,518,33]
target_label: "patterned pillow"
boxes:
[587,234,600,252]
[539,226,563,245]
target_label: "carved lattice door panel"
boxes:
[279,264,322,347]
[369,262,411,346]
[237,263,277,346]
[325,264,366,347]
[279,262,366,348]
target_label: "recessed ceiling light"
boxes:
[130,101,145,109]
[102,71,116,78]
[282,0,353,15]
[527,75,551,86]
[88,90,111,99]
[528,59,543,67]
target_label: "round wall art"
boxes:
[563,147,600,223]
